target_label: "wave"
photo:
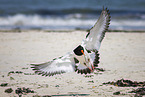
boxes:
[111,19,145,30]
[0,14,95,26]
[0,14,145,30]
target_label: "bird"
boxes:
[31,7,111,76]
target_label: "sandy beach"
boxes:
[0,30,145,97]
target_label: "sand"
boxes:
[0,31,145,97]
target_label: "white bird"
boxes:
[31,7,111,76]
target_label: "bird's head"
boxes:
[73,45,94,72]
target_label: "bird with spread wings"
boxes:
[31,7,111,76]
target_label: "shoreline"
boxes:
[0,29,145,33]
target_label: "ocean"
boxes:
[0,0,145,30]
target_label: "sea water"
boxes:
[0,0,145,30]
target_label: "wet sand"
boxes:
[0,31,145,97]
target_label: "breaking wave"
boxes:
[0,14,145,30]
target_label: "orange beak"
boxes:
[81,50,85,55]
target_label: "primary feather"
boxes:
[82,8,111,51]
[31,53,75,76]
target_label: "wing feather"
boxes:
[82,8,111,51]
[31,53,75,76]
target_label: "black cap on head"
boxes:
[73,45,84,56]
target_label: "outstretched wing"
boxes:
[82,7,111,51]
[80,7,111,72]
[31,53,75,76]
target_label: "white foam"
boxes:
[110,19,145,30]
[0,14,145,30]
[0,14,95,26]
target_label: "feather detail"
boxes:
[82,7,111,51]
[31,53,75,76]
